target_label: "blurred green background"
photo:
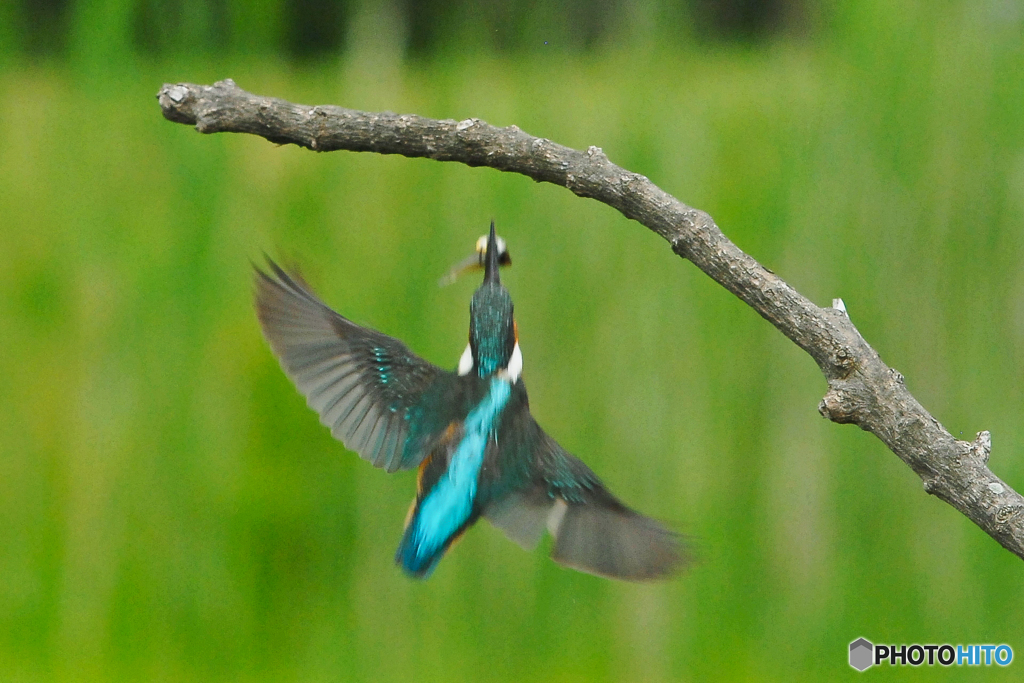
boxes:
[2,0,1024,680]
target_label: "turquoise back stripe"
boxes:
[402,377,512,573]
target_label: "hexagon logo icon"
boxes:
[850,638,874,671]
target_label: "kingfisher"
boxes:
[254,223,686,580]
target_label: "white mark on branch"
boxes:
[167,85,187,103]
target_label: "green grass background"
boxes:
[3,1,1024,681]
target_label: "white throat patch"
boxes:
[457,341,523,383]
[457,343,473,376]
[506,342,523,383]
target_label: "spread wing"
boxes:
[484,418,689,581]
[254,259,449,472]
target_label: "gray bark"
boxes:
[157,78,1024,560]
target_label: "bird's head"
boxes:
[461,222,521,380]
[439,228,510,286]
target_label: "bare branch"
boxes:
[157,79,1024,560]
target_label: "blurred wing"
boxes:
[485,424,688,581]
[483,486,553,550]
[254,259,447,472]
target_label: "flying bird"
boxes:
[254,223,686,580]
